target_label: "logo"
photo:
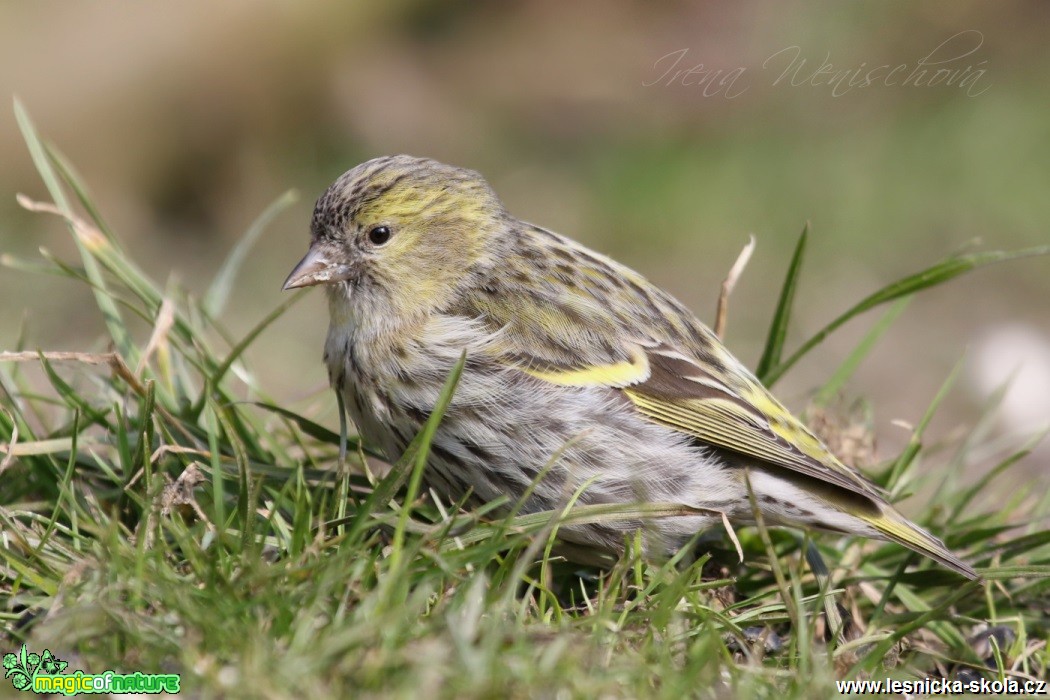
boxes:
[3,645,181,695]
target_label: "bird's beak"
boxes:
[282,244,352,290]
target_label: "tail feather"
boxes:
[859,507,979,581]
[742,467,979,579]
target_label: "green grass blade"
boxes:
[763,246,1050,386]
[14,98,134,360]
[948,430,1045,524]
[45,144,120,246]
[206,290,308,397]
[880,356,965,495]
[249,402,351,447]
[813,296,911,406]
[756,222,808,383]
[204,190,298,317]
[856,583,978,675]
[345,353,465,545]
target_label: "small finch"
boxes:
[284,155,977,580]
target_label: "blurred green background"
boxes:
[1,1,1047,472]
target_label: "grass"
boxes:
[2,102,1050,698]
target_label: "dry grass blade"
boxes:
[0,350,146,394]
[0,408,17,476]
[0,350,187,433]
[714,235,756,339]
[16,194,109,254]
[136,296,176,376]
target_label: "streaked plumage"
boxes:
[284,155,977,579]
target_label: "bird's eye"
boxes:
[367,225,392,246]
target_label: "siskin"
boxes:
[284,155,977,580]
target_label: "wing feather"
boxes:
[454,226,976,577]
[523,339,882,501]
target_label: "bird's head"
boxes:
[284,155,507,327]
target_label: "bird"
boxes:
[283,154,977,580]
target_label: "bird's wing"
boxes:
[460,232,878,500]
[459,239,977,578]
[520,338,882,501]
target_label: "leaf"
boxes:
[856,582,978,675]
[14,98,134,360]
[756,222,808,382]
[249,402,346,445]
[947,423,1048,523]
[444,501,710,548]
[882,356,964,495]
[345,353,466,545]
[203,290,307,403]
[389,352,468,562]
[36,352,111,428]
[974,565,1050,580]
[204,190,298,317]
[763,245,1050,386]
[47,144,120,246]
[993,531,1050,564]
[813,296,911,406]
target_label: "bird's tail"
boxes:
[857,505,979,580]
